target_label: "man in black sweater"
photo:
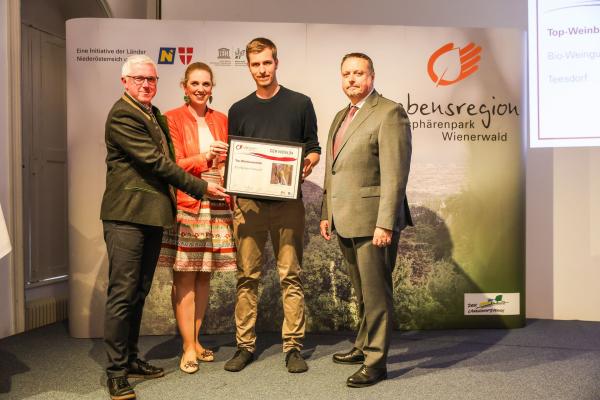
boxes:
[224,37,320,374]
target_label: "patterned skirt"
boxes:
[158,198,237,272]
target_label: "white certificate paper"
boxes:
[224,136,304,200]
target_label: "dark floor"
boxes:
[1,319,600,399]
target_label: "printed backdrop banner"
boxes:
[67,19,524,338]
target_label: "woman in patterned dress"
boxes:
[158,62,236,374]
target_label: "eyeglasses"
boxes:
[126,75,159,85]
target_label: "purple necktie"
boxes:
[333,106,358,158]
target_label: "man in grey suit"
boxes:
[100,55,226,400]
[320,53,412,388]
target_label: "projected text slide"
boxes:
[529,0,600,147]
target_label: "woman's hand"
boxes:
[205,140,229,161]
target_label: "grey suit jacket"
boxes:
[321,90,412,238]
[100,94,207,228]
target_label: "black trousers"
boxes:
[337,231,400,369]
[102,220,163,377]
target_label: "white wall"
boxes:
[552,149,600,319]
[163,0,598,321]
[162,0,527,28]
[105,0,145,19]
[0,0,15,338]
[21,0,66,36]
[21,0,109,38]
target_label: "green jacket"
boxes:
[100,94,207,228]
[321,90,413,238]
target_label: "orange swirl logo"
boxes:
[427,42,482,86]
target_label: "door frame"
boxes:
[8,0,25,335]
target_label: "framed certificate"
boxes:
[224,136,305,200]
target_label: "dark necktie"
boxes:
[333,106,358,158]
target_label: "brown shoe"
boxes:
[224,348,254,372]
[285,349,308,373]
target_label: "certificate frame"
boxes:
[224,136,305,200]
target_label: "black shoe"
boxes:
[224,348,254,372]
[127,359,164,379]
[332,348,365,365]
[346,365,387,388]
[285,349,308,373]
[107,376,136,400]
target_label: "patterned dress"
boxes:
[157,111,236,272]
[159,168,236,272]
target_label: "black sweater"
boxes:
[228,86,321,157]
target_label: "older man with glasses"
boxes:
[100,55,227,400]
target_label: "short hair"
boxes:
[246,37,278,62]
[181,62,215,86]
[121,55,157,77]
[341,53,375,74]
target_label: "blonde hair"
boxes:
[181,62,215,86]
[245,37,277,62]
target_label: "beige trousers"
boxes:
[233,197,306,353]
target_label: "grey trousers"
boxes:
[102,220,163,378]
[337,231,400,369]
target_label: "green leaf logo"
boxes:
[495,295,503,302]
